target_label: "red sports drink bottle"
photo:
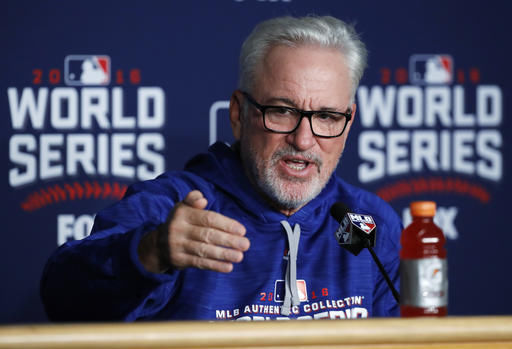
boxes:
[400,201,447,317]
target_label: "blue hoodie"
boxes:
[41,142,402,321]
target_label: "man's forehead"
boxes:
[252,45,352,109]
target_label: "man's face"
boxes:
[230,44,355,215]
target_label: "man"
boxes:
[41,15,402,321]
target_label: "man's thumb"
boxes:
[183,190,208,209]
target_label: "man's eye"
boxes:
[316,112,341,121]
[272,107,293,116]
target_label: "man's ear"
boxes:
[345,103,357,136]
[229,90,243,141]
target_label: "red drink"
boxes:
[400,201,447,317]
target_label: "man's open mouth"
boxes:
[284,158,310,171]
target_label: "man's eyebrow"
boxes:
[264,96,297,107]
[264,96,346,112]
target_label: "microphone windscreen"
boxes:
[330,202,350,222]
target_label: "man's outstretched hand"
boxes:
[138,190,250,274]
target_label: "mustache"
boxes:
[271,147,323,170]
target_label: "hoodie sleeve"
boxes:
[40,174,196,321]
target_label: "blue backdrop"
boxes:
[2,0,510,323]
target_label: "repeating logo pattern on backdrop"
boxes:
[356,54,503,239]
[7,55,167,244]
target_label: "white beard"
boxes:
[240,142,337,211]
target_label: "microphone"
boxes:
[331,202,376,256]
[331,202,400,304]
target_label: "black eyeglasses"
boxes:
[241,91,352,138]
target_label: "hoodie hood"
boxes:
[184,142,348,228]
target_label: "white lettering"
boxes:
[137,133,165,180]
[440,130,451,171]
[397,86,422,127]
[8,87,48,129]
[402,206,458,240]
[329,310,346,319]
[357,85,502,127]
[425,87,451,127]
[57,214,94,245]
[313,311,329,320]
[351,307,368,318]
[7,87,167,186]
[453,86,475,126]
[9,134,36,186]
[358,129,502,182]
[437,207,459,240]
[112,134,136,178]
[358,131,385,182]
[387,131,409,175]
[453,130,475,175]
[97,134,109,175]
[8,87,167,130]
[112,87,136,128]
[411,131,438,172]
[51,88,78,129]
[138,87,165,128]
[67,134,95,176]
[357,86,396,127]
[81,88,109,129]
[40,134,64,180]
[477,85,501,126]
[476,130,502,181]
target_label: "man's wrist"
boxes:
[137,225,171,274]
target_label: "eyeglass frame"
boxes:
[241,91,352,139]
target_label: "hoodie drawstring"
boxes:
[280,220,301,316]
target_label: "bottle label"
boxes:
[400,257,448,308]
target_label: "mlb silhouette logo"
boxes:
[348,213,376,234]
[64,55,111,86]
[355,221,376,234]
[409,54,453,85]
[274,279,308,303]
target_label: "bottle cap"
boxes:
[410,201,436,217]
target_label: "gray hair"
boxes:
[238,15,368,103]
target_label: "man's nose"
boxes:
[286,116,316,150]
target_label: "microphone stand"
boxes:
[365,240,400,304]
